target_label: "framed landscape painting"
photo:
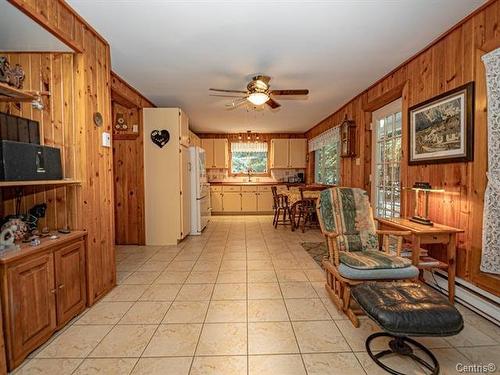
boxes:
[408,82,474,165]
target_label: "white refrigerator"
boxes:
[190,146,210,235]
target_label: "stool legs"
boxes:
[366,332,439,375]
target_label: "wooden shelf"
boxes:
[0,82,37,102]
[0,179,81,188]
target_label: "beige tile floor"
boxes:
[13,216,500,375]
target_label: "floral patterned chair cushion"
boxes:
[339,250,412,270]
[318,187,412,270]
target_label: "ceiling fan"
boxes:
[209,75,309,109]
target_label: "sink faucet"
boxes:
[246,167,253,182]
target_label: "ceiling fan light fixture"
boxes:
[247,92,269,106]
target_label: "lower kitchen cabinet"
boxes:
[223,192,242,212]
[241,192,258,211]
[211,190,223,212]
[210,185,275,214]
[0,232,87,371]
[257,191,274,212]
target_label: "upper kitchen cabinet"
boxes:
[289,139,308,168]
[201,138,228,169]
[179,110,190,147]
[270,138,307,168]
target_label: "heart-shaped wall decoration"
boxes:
[150,129,170,148]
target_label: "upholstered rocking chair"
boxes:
[316,187,419,327]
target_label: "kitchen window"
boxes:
[372,99,402,218]
[231,142,268,174]
[309,127,341,185]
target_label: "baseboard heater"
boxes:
[423,270,500,326]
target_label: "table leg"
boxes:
[412,235,423,281]
[447,234,457,304]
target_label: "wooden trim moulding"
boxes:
[8,0,109,53]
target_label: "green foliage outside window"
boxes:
[315,141,340,185]
[231,151,268,173]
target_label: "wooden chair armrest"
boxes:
[376,230,411,256]
[376,230,412,237]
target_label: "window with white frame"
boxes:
[372,99,402,218]
[231,142,268,174]
[309,127,341,185]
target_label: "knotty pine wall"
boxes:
[305,0,500,295]
[4,0,117,304]
[111,72,155,245]
[0,53,78,230]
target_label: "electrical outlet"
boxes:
[102,132,111,147]
[132,124,138,133]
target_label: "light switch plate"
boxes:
[355,158,361,166]
[132,124,139,133]
[102,132,111,147]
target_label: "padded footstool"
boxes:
[351,282,463,375]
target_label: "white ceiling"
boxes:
[68,0,483,134]
[0,2,73,52]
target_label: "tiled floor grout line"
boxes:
[187,219,227,375]
[20,217,499,374]
[68,246,167,375]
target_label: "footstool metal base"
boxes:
[366,332,439,375]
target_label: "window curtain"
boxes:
[231,142,268,152]
[481,47,500,275]
[308,126,340,152]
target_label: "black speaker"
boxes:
[0,140,62,181]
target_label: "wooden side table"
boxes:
[375,217,464,303]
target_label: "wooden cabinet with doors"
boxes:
[257,186,274,212]
[179,109,190,147]
[0,232,87,371]
[201,138,228,168]
[270,138,307,168]
[270,139,290,168]
[289,139,308,168]
[210,186,223,212]
[223,192,242,212]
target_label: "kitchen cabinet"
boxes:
[0,233,87,371]
[8,253,56,368]
[257,187,274,212]
[179,109,190,147]
[289,139,308,168]
[189,131,201,147]
[223,192,241,212]
[210,185,275,214]
[241,192,258,211]
[201,139,228,169]
[201,139,213,168]
[144,108,191,245]
[270,139,289,168]
[214,139,228,168]
[54,242,86,327]
[211,189,223,212]
[270,138,307,168]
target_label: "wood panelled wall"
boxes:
[305,0,500,295]
[0,53,78,230]
[5,0,116,304]
[111,73,155,245]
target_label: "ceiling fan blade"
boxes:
[266,98,281,109]
[210,94,248,98]
[226,97,248,109]
[209,88,247,94]
[270,89,309,96]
